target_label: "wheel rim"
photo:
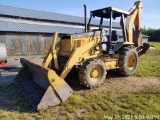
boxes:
[90,66,102,82]
[128,54,136,70]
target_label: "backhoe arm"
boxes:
[125,1,142,44]
[125,1,150,56]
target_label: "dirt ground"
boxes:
[103,76,160,93]
[68,73,160,96]
[0,55,160,92]
[1,55,159,93]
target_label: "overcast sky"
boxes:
[0,0,159,29]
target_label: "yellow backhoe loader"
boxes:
[14,1,150,111]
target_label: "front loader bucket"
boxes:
[14,58,73,111]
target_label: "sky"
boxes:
[0,0,159,29]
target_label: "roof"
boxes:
[0,21,83,34]
[142,34,150,38]
[0,21,149,40]
[91,7,129,18]
[0,5,120,28]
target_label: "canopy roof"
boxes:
[91,7,129,18]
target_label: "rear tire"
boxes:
[79,58,107,88]
[118,46,138,76]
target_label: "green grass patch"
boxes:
[0,85,160,119]
[134,42,160,77]
[0,71,158,118]
[134,49,160,77]
[149,42,160,50]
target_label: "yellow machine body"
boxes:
[46,32,121,78]
[14,1,149,111]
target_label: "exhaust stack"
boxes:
[84,5,87,33]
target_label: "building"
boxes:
[142,35,150,43]
[0,5,148,55]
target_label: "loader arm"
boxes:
[60,36,101,79]
[43,32,59,70]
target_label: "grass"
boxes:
[0,85,160,120]
[149,42,160,50]
[134,49,160,77]
[134,42,160,77]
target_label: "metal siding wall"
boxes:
[41,34,53,54]
[0,32,6,43]
[142,38,148,43]
[6,33,17,55]
[3,32,53,55]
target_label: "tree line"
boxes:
[141,27,160,42]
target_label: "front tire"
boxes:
[118,46,138,76]
[79,58,107,88]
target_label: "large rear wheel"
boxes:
[79,58,107,88]
[118,46,138,76]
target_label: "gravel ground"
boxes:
[0,55,44,85]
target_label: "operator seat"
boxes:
[111,30,119,42]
